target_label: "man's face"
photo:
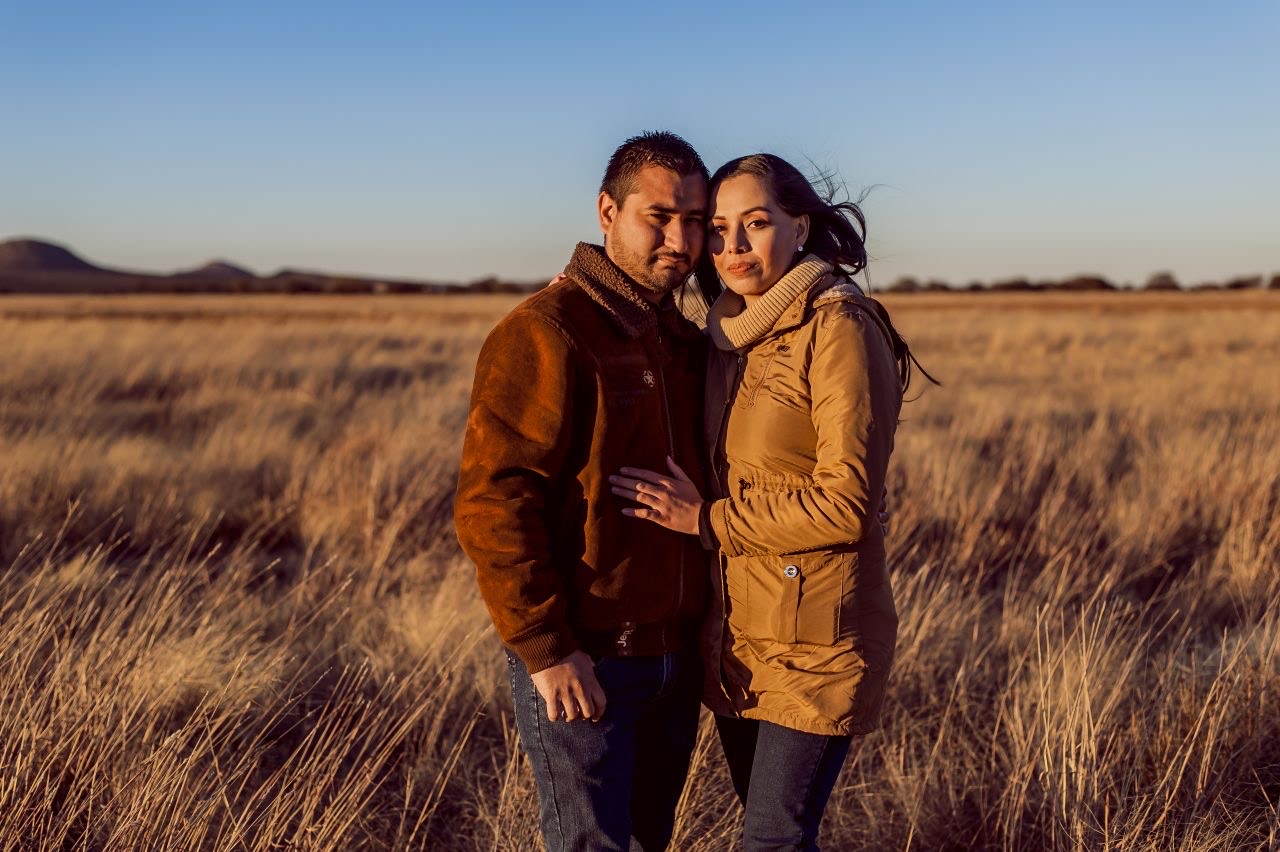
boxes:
[598,165,707,296]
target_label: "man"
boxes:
[454,131,711,851]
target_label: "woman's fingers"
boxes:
[609,476,674,501]
[612,463,703,536]
[609,475,643,492]
[611,483,660,505]
[616,467,675,488]
[611,469,687,532]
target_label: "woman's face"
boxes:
[709,174,809,302]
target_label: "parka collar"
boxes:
[706,257,834,351]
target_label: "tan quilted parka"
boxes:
[700,258,902,736]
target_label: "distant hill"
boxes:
[0,237,530,295]
[174,260,256,280]
[0,238,109,274]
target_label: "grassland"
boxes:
[1,290,1277,850]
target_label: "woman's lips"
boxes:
[725,262,756,277]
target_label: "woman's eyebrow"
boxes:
[711,206,770,220]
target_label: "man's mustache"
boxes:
[653,251,690,264]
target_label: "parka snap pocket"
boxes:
[773,564,801,643]
[733,552,853,646]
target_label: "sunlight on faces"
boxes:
[710,174,809,305]
[599,165,707,296]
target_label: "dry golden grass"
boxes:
[0,291,1277,850]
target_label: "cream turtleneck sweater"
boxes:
[705,256,833,351]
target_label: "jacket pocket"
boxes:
[793,551,853,645]
[734,347,780,411]
[732,551,854,646]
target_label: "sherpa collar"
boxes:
[564,242,658,339]
[706,256,833,351]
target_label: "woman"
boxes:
[609,154,928,850]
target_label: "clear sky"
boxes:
[3,0,1277,287]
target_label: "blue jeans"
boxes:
[715,715,853,851]
[506,649,700,852]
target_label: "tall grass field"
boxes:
[1,291,1277,850]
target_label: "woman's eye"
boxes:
[710,225,727,235]
[747,219,769,229]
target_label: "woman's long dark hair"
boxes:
[695,153,937,394]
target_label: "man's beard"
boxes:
[609,241,690,295]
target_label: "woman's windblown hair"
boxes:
[695,153,937,395]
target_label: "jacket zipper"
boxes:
[654,330,684,623]
[713,352,745,487]
[716,350,747,701]
[711,350,747,705]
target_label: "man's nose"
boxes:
[663,223,688,255]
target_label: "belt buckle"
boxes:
[615,621,636,657]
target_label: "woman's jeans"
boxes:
[506,649,700,852]
[715,715,853,851]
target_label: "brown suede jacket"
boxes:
[454,243,709,673]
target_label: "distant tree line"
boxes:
[2,237,1275,296]
[882,271,1280,293]
[222,272,548,295]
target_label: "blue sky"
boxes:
[2,0,1277,286]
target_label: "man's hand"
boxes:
[529,650,607,722]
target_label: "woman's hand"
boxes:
[609,456,704,535]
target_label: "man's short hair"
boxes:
[599,131,709,208]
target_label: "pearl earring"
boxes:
[797,244,805,253]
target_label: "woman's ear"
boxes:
[795,214,810,251]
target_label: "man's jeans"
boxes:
[506,649,700,852]
[715,715,853,851]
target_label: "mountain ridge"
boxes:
[0,237,540,294]
[0,238,112,274]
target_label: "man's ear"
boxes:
[598,191,618,235]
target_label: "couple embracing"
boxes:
[455,131,925,851]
